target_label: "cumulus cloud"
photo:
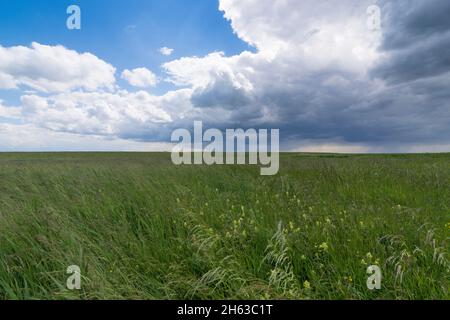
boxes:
[0,42,116,93]
[158,0,450,150]
[162,1,381,128]
[121,68,158,88]
[159,47,174,56]
[16,90,175,140]
[163,51,254,90]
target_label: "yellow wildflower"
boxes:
[318,242,329,252]
[303,280,311,289]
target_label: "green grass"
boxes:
[0,152,448,300]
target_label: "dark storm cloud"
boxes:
[380,0,450,51]
[372,34,450,84]
[190,73,254,110]
[372,0,450,83]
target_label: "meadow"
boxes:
[0,152,448,300]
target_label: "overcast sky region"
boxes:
[0,0,449,152]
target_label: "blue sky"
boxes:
[0,0,449,152]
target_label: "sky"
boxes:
[0,0,449,152]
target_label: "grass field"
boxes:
[0,152,448,300]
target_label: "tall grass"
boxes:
[0,152,448,299]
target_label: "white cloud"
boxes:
[0,42,116,93]
[220,0,380,62]
[12,89,183,141]
[163,51,254,90]
[121,68,158,88]
[159,47,174,56]
[164,0,380,92]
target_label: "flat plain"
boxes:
[0,152,448,299]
